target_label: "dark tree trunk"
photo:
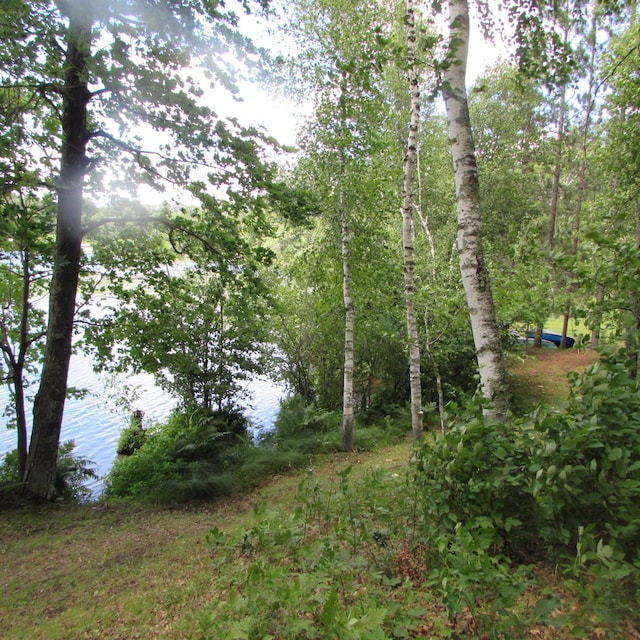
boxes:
[23,6,93,499]
[13,247,31,480]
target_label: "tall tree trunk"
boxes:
[538,66,567,351]
[338,77,355,452]
[24,6,93,499]
[416,148,437,280]
[424,311,446,435]
[548,85,566,251]
[442,0,508,422]
[562,8,598,348]
[402,0,423,440]
[14,246,32,479]
[341,200,355,451]
[416,138,445,432]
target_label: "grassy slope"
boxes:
[0,445,411,640]
[507,346,599,405]
[0,349,626,639]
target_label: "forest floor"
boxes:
[507,346,600,405]
[2,346,633,640]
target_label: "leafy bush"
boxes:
[415,399,539,556]
[530,347,640,562]
[265,396,342,453]
[272,395,340,438]
[116,410,148,455]
[415,347,640,626]
[0,448,20,486]
[268,395,409,455]
[54,440,99,502]
[425,325,479,405]
[104,407,250,502]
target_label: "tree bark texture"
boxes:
[442,0,508,422]
[14,247,31,479]
[341,204,355,451]
[339,78,355,452]
[24,6,93,499]
[402,0,423,441]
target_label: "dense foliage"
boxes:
[104,401,410,503]
[106,408,252,502]
[415,347,640,625]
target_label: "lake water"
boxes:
[0,350,285,497]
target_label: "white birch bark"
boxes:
[402,0,423,440]
[341,191,355,451]
[442,0,508,421]
[338,79,355,451]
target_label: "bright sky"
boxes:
[226,3,510,146]
[133,4,509,206]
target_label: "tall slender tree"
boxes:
[441,0,508,420]
[0,194,53,479]
[401,0,424,440]
[282,0,398,448]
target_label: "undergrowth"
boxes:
[195,463,588,639]
[197,466,438,640]
[194,348,640,638]
[415,346,640,635]
[104,400,410,503]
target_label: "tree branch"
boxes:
[82,213,226,260]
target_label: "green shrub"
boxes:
[116,411,148,456]
[0,448,20,485]
[415,347,640,626]
[269,395,408,455]
[530,347,640,558]
[273,396,340,438]
[104,406,251,502]
[415,399,539,554]
[54,440,98,502]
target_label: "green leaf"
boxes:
[608,447,623,461]
[533,596,562,621]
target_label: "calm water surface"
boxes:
[0,350,284,496]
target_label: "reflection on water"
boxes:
[0,350,284,496]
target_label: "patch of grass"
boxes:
[1,438,636,638]
[544,315,592,340]
[0,445,411,640]
[508,347,599,407]
[3,364,638,639]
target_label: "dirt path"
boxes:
[508,347,599,404]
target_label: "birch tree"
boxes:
[283,0,396,449]
[402,0,424,440]
[441,0,509,420]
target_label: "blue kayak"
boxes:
[525,330,575,348]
